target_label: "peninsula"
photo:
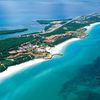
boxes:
[0,13,100,72]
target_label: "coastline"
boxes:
[84,22,100,30]
[1,22,100,80]
[0,38,80,80]
[46,38,80,55]
[0,59,44,80]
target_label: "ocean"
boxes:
[0,0,100,100]
[0,23,100,100]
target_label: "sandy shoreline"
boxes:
[0,59,44,80]
[0,38,80,80]
[84,22,100,30]
[0,22,100,80]
[46,38,80,55]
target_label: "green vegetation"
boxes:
[0,28,28,35]
[43,23,89,37]
[13,54,35,65]
[0,13,100,72]
[0,59,14,72]
[37,19,71,25]
[37,20,54,24]
[0,35,47,72]
[52,35,75,45]
[0,36,35,52]
[0,66,7,72]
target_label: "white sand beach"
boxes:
[46,38,80,54]
[0,22,100,80]
[2,21,100,80]
[1,21,100,80]
[84,22,100,30]
[0,59,44,80]
[0,38,80,80]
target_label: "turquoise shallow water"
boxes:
[0,24,100,100]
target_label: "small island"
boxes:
[0,28,28,35]
[0,13,100,72]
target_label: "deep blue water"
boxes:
[0,0,100,100]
